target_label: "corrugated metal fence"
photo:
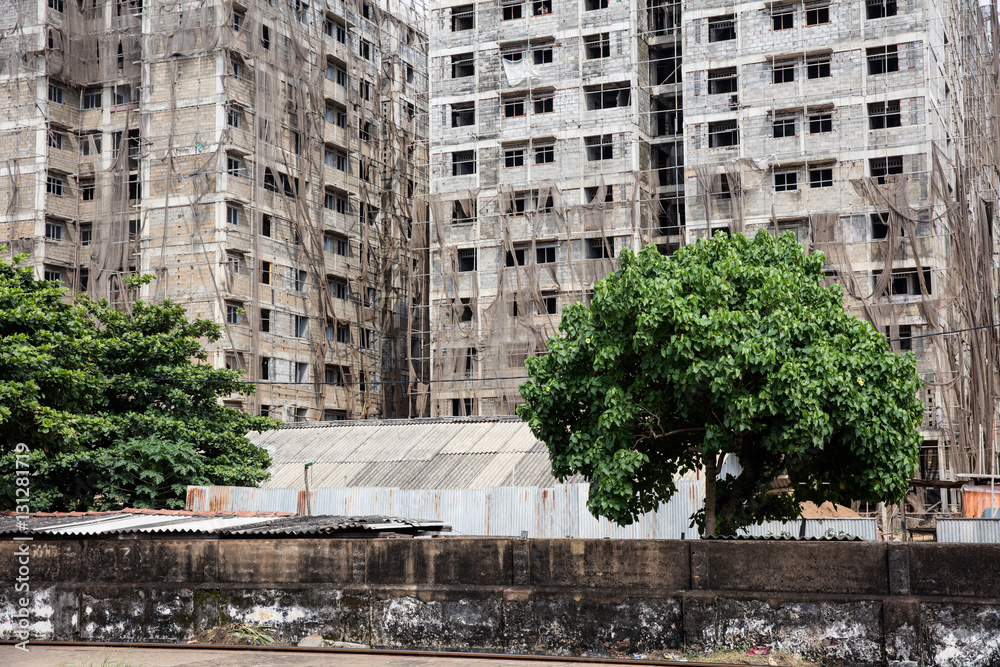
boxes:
[187,483,875,540]
[937,518,1000,543]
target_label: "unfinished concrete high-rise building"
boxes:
[427,0,1000,508]
[427,0,681,418]
[681,0,1000,509]
[0,0,431,420]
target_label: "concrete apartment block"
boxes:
[681,0,1000,499]
[427,0,1000,505]
[427,0,679,418]
[0,0,430,420]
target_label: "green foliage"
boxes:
[518,231,923,535]
[0,254,279,511]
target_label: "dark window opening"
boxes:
[870,156,904,184]
[452,102,475,127]
[773,61,795,83]
[506,247,527,266]
[585,186,614,203]
[539,295,557,315]
[458,248,477,272]
[585,85,630,110]
[871,211,890,239]
[452,53,474,78]
[504,148,525,168]
[585,134,613,161]
[805,4,829,25]
[715,174,732,199]
[453,201,475,224]
[708,68,738,94]
[807,57,831,79]
[774,171,798,191]
[873,268,932,296]
[868,100,902,129]
[502,0,523,20]
[808,113,832,133]
[587,237,614,259]
[867,0,897,19]
[452,4,474,30]
[452,150,476,175]
[708,120,739,148]
[584,33,610,59]
[809,167,833,188]
[867,45,899,75]
[708,15,736,41]
[503,97,525,117]
[533,46,553,64]
[773,117,796,138]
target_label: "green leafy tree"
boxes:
[518,231,922,536]
[0,255,278,511]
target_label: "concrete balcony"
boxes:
[46,191,78,220]
[323,78,351,107]
[323,123,350,150]
[221,174,254,203]
[220,267,253,300]
[48,102,78,130]
[321,384,354,409]
[322,251,356,278]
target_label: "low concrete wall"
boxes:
[2,538,999,666]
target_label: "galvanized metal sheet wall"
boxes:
[937,518,1000,543]
[187,482,703,538]
[186,483,875,540]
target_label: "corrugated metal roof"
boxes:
[704,534,865,541]
[252,416,586,490]
[737,518,878,540]
[0,509,447,537]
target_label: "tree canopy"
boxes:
[0,256,278,511]
[518,231,923,535]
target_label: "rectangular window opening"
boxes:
[708,15,736,42]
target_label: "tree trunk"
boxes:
[704,451,718,537]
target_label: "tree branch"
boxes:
[656,427,708,440]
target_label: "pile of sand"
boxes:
[799,501,860,518]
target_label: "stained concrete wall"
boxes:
[2,538,999,666]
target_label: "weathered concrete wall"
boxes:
[2,538,1000,666]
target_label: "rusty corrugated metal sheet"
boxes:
[961,484,1000,518]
